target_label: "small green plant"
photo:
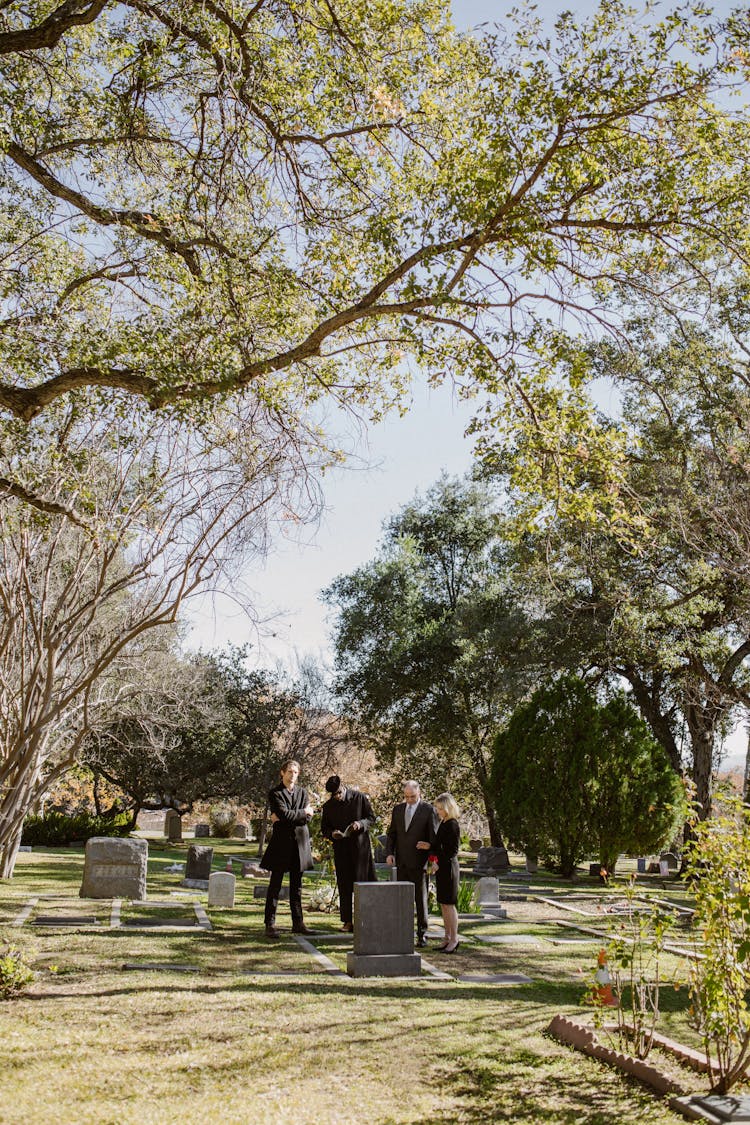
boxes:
[685,794,750,1093]
[603,878,676,1059]
[456,877,480,914]
[0,944,34,999]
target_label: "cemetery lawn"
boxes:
[0,841,722,1125]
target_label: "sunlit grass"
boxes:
[0,840,720,1124]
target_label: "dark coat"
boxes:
[260,782,314,873]
[434,817,461,905]
[320,788,377,883]
[386,799,438,871]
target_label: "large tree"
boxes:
[325,474,533,843]
[494,289,750,819]
[0,394,318,876]
[0,0,747,459]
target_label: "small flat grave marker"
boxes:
[673,1094,750,1122]
[33,915,100,926]
[459,972,533,985]
[474,934,540,945]
[122,962,200,973]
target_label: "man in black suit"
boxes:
[386,780,438,946]
[260,759,314,938]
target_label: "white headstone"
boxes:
[474,876,500,905]
[208,871,235,908]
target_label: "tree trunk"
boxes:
[0,823,23,879]
[685,702,718,820]
[743,726,750,804]
[483,792,506,849]
[256,809,269,857]
[623,667,682,772]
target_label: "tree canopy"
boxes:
[325,474,533,842]
[0,0,748,460]
[490,676,686,875]
[495,287,750,817]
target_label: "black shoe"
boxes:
[444,942,460,954]
[292,924,312,935]
[265,925,281,938]
[417,933,428,947]
[341,922,354,933]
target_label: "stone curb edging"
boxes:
[546,1014,684,1097]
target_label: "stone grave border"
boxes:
[12,894,211,932]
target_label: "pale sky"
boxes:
[183,0,747,770]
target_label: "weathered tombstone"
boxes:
[660,851,679,872]
[347,882,421,978]
[182,844,213,889]
[636,857,647,873]
[469,838,484,851]
[208,871,236,908]
[80,837,148,900]
[473,876,507,918]
[373,834,389,864]
[164,809,182,841]
[234,823,248,840]
[194,823,210,838]
[473,845,510,875]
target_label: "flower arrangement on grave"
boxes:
[308,883,337,912]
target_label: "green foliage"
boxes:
[685,796,750,1093]
[0,945,34,1000]
[1,0,748,504]
[326,474,533,841]
[21,810,131,847]
[490,676,686,876]
[208,803,238,839]
[456,878,480,914]
[491,293,750,820]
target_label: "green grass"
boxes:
[0,840,730,1124]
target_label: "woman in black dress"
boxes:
[428,792,461,953]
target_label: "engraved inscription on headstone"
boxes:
[80,837,148,900]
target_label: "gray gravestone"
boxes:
[194,823,210,838]
[473,875,507,918]
[347,882,421,977]
[253,884,288,900]
[660,851,679,872]
[164,810,182,841]
[373,834,389,864]
[208,871,236,908]
[473,845,510,875]
[80,837,148,900]
[234,823,248,840]
[184,844,213,888]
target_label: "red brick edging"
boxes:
[546,1014,685,1096]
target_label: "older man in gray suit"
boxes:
[386,780,438,946]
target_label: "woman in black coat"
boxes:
[420,792,461,953]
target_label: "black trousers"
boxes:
[399,864,429,935]
[264,855,303,927]
[334,861,355,924]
